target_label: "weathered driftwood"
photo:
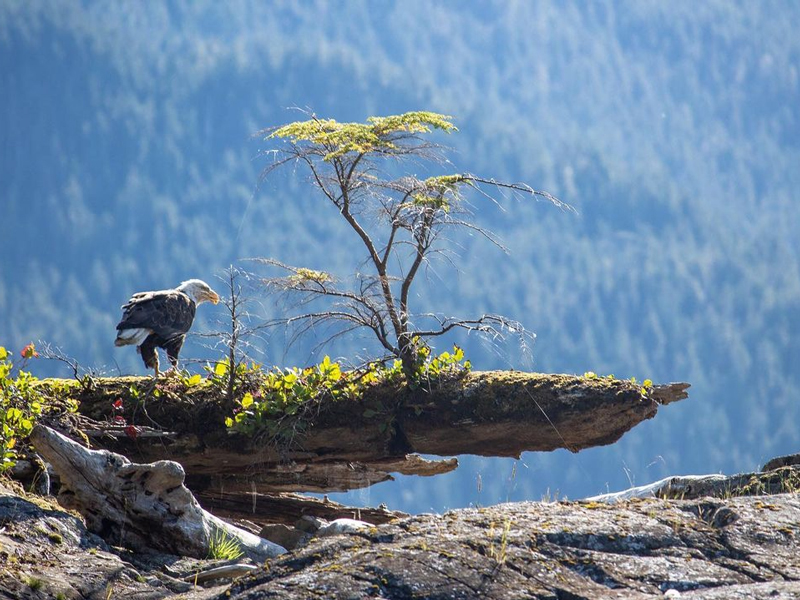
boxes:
[196,489,406,525]
[29,425,285,562]
[182,563,257,584]
[586,464,800,502]
[37,371,689,523]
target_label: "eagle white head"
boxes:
[177,279,220,305]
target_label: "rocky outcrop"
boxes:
[3,479,799,599]
[221,493,800,599]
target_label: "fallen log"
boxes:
[29,424,286,562]
[196,489,406,525]
[585,463,800,502]
[34,371,689,523]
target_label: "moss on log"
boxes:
[32,371,688,522]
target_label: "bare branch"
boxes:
[463,174,576,213]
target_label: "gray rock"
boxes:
[220,495,800,599]
[259,523,312,550]
[5,477,800,599]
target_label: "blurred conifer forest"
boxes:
[1,1,798,513]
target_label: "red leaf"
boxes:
[113,415,126,425]
[125,425,139,440]
[112,399,124,410]
[20,343,39,359]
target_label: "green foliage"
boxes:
[224,345,471,442]
[368,112,457,135]
[1,346,43,473]
[359,344,471,430]
[220,340,472,446]
[207,527,244,560]
[205,357,262,396]
[224,355,357,439]
[182,373,203,387]
[411,174,471,210]
[402,341,472,386]
[1,344,78,473]
[269,111,456,161]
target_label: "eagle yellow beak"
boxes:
[208,291,220,305]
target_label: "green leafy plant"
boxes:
[224,355,357,440]
[1,345,43,473]
[182,372,204,387]
[205,357,262,398]
[1,343,79,473]
[223,344,472,443]
[407,340,471,383]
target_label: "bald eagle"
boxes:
[115,279,220,375]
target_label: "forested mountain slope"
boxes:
[1,1,798,512]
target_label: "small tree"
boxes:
[256,111,567,377]
[196,266,267,402]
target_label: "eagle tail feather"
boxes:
[115,328,152,347]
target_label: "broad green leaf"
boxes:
[326,364,342,381]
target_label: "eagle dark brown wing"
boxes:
[116,290,197,343]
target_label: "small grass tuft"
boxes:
[48,532,63,544]
[208,527,244,560]
[26,576,45,591]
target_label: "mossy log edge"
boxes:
[35,371,688,498]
